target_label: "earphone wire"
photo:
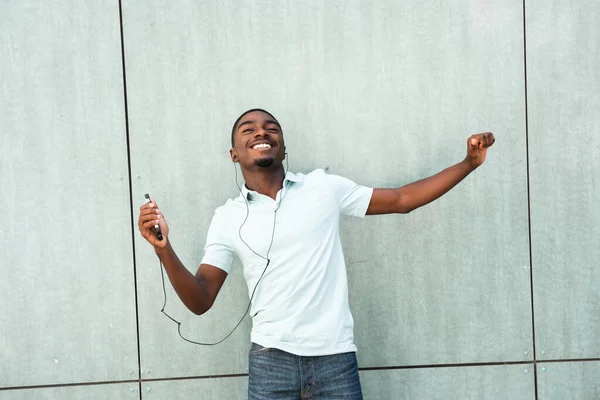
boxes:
[158,155,289,345]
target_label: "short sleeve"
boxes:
[325,173,374,217]
[200,207,234,273]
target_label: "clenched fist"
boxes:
[138,199,169,249]
[465,132,495,168]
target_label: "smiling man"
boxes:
[138,108,495,399]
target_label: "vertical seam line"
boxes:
[117,0,143,398]
[522,0,539,398]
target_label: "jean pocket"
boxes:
[249,342,271,355]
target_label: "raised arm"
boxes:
[139,200,227,315]
[366,132,495,215]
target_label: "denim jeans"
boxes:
[248,343,363,399]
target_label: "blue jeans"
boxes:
[248,343,363,399]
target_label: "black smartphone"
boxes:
[144,193,163,240]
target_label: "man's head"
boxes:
[230,109,286,169]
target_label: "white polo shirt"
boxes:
[200,169,373,356]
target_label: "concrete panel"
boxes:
[360,364,535,400]
[526,0,600,359]
[123,0,530,376]
[537,361,600,400]
[134,255,252,379]
[140,376,248,399]
[341,0,531,365]
[0,1,137,387]
[0,383,140,400]
[122,0,255,379]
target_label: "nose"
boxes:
[253,128,268,138]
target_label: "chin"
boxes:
[254,157,275,168]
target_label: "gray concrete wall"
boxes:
[1,0,598,399]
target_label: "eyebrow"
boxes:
[237,119,281,132]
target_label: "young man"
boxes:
[138,109,495,399]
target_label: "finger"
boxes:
[138,212,150,228]
[142,220,161,231]
[140,221,160,238]
[478,132,492,149]
[482,132,495,148]
[140,200,160,210]
[140,207,159,217]
[139,222,156,236]
[139,206,161,222]
[469,136,478,150]
[479,135,487,149]
[139,212,160,226]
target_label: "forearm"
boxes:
[155,241,211,315]
[398,159,476,212]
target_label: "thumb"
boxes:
[468,137,478,150]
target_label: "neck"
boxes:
[242,166,285,200]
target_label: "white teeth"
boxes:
[252,143,271,149]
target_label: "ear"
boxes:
[229,148,238,163]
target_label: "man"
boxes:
[138,109,495,399]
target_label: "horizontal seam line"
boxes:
[3,358,600,390]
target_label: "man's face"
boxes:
[230,111,285,169]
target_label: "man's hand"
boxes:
[138,200,169,249]
[465,132,495,169]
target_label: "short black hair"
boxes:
[231,108,281,147]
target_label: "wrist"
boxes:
[154,239,170,258]
[461,157,479,172]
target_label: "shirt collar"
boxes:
[241,171,303,201]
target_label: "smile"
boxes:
[252,143,272,150]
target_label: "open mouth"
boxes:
[251,143,273,151]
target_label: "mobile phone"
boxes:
[144,193,163,240]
